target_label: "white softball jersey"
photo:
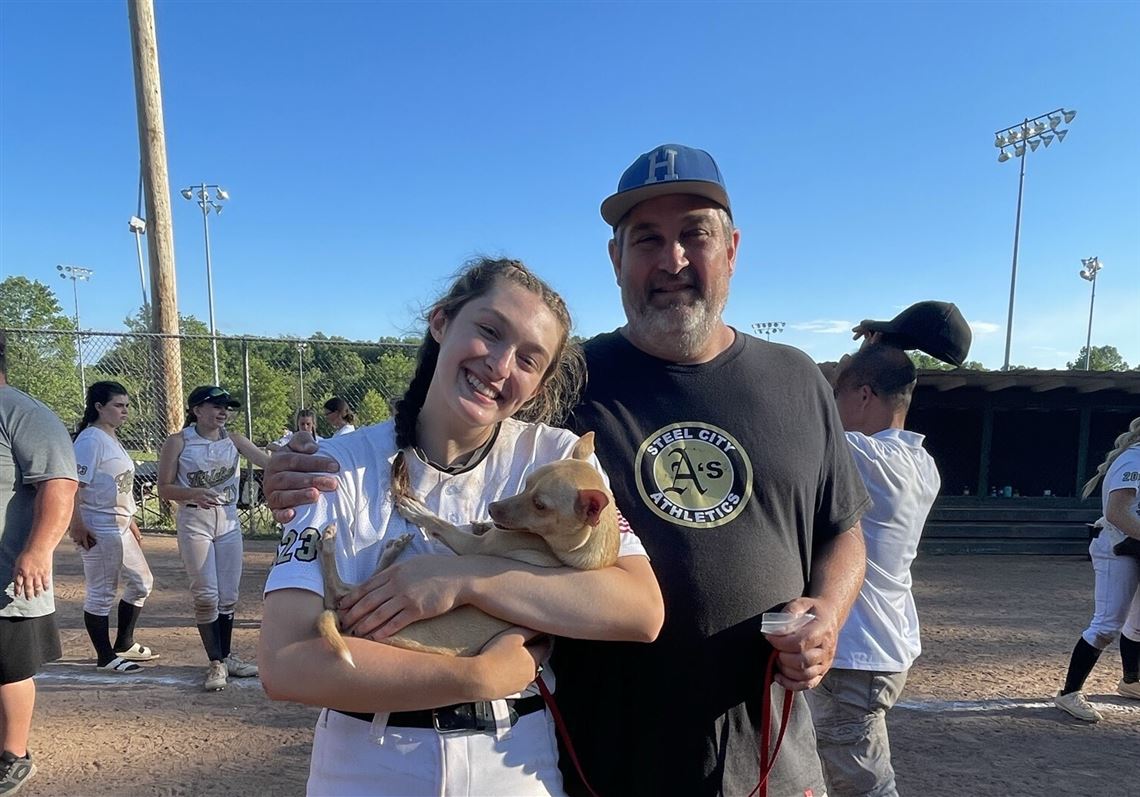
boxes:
[833,428,941,672]
[1097,444,1140,551]
[74,426,137,533]
[331,423,356,437]
[176,426,240,514]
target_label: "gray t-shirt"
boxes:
[0,385,77,618]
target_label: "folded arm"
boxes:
[258,588,545,712]
[341,553,664,644]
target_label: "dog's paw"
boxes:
[317,522,338,550]
[384,533,414,552]
[396,495,435,526]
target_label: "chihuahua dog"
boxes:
[316,431,620,662]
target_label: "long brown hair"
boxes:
[391,257,585,498]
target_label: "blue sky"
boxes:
[1,0,1137,369]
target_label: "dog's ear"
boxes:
[570,431,595,461]
[575,488,610,527]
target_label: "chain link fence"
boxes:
[3,328,419,534]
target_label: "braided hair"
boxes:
[390,257,585,499]
[1081,416,1140,499]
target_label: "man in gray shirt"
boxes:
[0,331,78,794]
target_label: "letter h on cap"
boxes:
[645,148,679,185]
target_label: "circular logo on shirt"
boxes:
[634,422,752,528]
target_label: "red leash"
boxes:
[747,647,795,797]
[535,673,602,797]
[535,648,792,797]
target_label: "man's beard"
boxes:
[622,280,728,361]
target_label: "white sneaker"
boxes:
[224,655,258,678]
[1118,679,1140,700]
[204,660,228,691]
[1054,690,1102,722]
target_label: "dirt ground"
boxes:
[21,535,1140,796]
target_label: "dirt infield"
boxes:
[22,535,1140,796]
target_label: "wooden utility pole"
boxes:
[128,0,183,435]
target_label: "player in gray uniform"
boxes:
[157,386,269,692]
[0,331,78,795]
[1054,416,1140,722]
[69,381,157,673]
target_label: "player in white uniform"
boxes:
[1055,416,1140,722]
[259,258,663,797]
[157,386,270,692]
[267,408,322,452]
[68,381,158,673]
[322,397,356,437]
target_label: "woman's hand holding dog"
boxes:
[339,554,474,640]
[474,627,552,698]
[764,595,840,691]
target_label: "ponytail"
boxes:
[1081,416,1140,499]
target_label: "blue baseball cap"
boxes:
[600,144,731,227]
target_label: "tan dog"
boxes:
[316,432,620,662]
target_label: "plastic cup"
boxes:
[761,612,815,635]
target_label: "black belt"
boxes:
[332,694,545,732]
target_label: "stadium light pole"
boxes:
[297,341,308,407]
[181,182,229,384]
[1079,256,1103,371]
[993,107,1076,371]
[752,321,786,342]
[57,264,95,396]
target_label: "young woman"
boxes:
[259,258,663,796]
[322,397,356,437]
[69,381,157,672]
[157,385,269,692]
[267,408,321,452]
[1055,416,1140,722]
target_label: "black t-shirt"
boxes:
[553,329,869,797]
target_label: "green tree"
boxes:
[0,276,83,422]
[908,352,986,371]
[358,388,391,426]
[1066,345,1130,372]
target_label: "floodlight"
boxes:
[1028,139,1041,152]
[998,150,1011,163]
[1014,143,1025,157]
[216,188,230,201]
[180,188,192,200]
[128,216,146,234]
[1049,116,1061,130]
[1055,129,1067,142]
[994,134,1007,148]
[1041,133,1054,147]
[1063,109,1077,123]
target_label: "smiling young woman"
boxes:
[259,257,663,797]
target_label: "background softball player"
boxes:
[69,381,157,672]
[321,397,356,437]
[1055,416,1140,722]
[157,385,269,692]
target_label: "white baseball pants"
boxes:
[1082,534,1140,649]
[80,526,154,615]
[307,707,565,796]
[176,506,243,624]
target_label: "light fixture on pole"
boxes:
[57,264,95,396]
[128,215,149,310]
[993,107,1077,371]
[180,182,229,384]
[1078,256,1103,371]
[751,321,787,342]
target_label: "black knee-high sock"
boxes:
[83,612,115,666]
[113,600,143,652]
[1062,637,1103,694]
[218,613,234,659]
[1121,634,1140,683]
[196,620,224,662]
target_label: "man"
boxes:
[265,144,870,797]
[810,341,942,797]
[0,331,78,794]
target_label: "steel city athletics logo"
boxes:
[634,422,752,529]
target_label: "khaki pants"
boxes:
[807,668,908,797]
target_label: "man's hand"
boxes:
[69,527,96,551]
[340,555,469,640]
[851,324,884,349]
[264,432,340,523]
[764,596,841,691]
[13,546,54,599]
